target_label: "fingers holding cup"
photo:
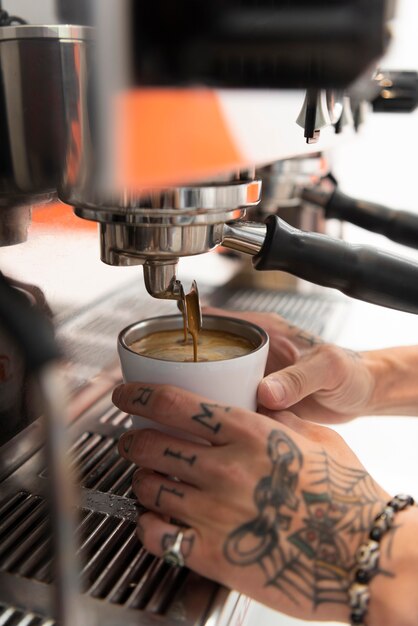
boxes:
[117,314,269,419]
[119,428,214,489]
[114,382,258,446]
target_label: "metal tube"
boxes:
[222,221,267,256]
[0,205,31,246]
[37,363,88,625]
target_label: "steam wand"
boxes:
[303,187,418,250]
[222,217,418,315]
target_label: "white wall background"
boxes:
[333,0,418,219]
[2,0,57,23]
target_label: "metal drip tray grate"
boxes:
[212,287,347,340]
[0,398,225,625]
[0,493,52,583]
[0,605,54,626]
[0,490,201,615]
[40,431,136,497]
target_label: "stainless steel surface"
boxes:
[211,287,348,343]
[143,259,182,300]
[83,181,262,279]
[68,181,262,219]
[296,90,332,137]
[0,205,31,245]
[0,25,93,208]
[0,603,55,626]
[326,90,345,125]
[99,222,226,265]
[254,155,329,235]
[222,222,267,256]
[338,96,355,130]
[78,180,262,299]
[0,24,91,41]
[256,155,328,214]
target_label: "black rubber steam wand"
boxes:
[224,216,418,314]
[302,187,418,250]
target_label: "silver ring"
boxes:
[163,529,185,567]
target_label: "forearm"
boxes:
[363,346,418,416]
[368,506,418,626]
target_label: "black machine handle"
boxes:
[326,189,418,250]
[303,188,418,250]
[253,216,418,314]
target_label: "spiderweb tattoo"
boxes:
[224,429,386,608]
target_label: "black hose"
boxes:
[0,273,60,372]
[0,9,27,25]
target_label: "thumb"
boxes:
[258,350,336,410]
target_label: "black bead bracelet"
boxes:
[348,494,415,626]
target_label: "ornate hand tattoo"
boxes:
[224,429,387,608]
[224,431,302,583]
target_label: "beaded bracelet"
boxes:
[348,493,415,626]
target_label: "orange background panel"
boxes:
[115,89,246,189]
[31,202,96,231]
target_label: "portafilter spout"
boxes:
[143,259,183,300]
[143,259,202,346]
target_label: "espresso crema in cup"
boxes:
[129,328,255,362]
[118,314,269,414]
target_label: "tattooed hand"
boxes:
[112,382,406,624]
[204,308,376,424]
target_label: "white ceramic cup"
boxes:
[117,314,269,432]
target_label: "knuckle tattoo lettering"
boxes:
[191,403,230,433]
[132,387,154,406]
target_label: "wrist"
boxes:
[368,505,418,626]
[362,347,418,416]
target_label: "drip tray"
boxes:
[0,390,231,626]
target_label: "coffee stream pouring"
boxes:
[177,280,203,363]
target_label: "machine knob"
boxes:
[372,70,418,113]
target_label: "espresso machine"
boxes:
[2,1,418,625]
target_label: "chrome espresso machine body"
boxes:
[2,1,418,625]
